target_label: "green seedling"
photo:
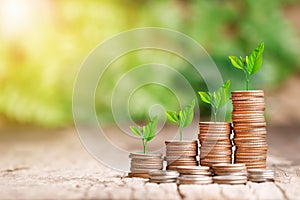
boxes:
[229,42,264,90]
[130,116,158,154]
[198,80,230,123]
[166,100,195,141]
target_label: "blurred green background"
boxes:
[0,0,300,127]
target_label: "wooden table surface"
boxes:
[0,126,299,200]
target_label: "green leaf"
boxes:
[149,116,158,137]
[213,91,221,109]
[229,56,244,71]
[208,92,215,108]
[166,111,178,123]
[142,126,146,137]
[198,91,211,104]
[245,55,252,75]
[246,42,264,75]
[144,116,158,142]
[218,80,231,108]
[145,135,155,142]
[179,100,195,128]
[130,126,142,137]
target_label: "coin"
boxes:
[149,170,179,183]
[176,166,211,176]
[128,172,150,179]
[231,90,264,95]
[199,122,232,167]
[178,176,213,184]
[247,169,275,182]
[231,90,268,170]
[129,153,163,178]
[150,170,179,176]
[213,175,247,184]
[212,163,247,179]
[165,140,199,169]
[166,151,198,156]
[165,140,198,146]
[149,179,177,183]
[165,156,197,162]
[130,152,162,158]
[166,146,198,151]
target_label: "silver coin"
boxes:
[149,170,180,176]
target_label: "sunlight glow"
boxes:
[0,0,34,36]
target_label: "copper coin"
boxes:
[199,122,231,126]
[167,151,198,157]
[231,90,264,95]
[165,140,198,146]
[168,162,198,166]
[130,153,162,159]
[128,172,150,178]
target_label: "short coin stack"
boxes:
[149,170,179,183]
[199,122,232,166]
[178,176,213,185]
[248,169,275,182]
[212,163,248,184]
[176,166,212,177]
[231,90,268,169]
[128,153,163,178]
[177,166,213,185]
[165,140,198,170]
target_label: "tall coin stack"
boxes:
[231,90,268,169]
[199,122,232,166]
[165,140,198,170]
[128,153,163,178]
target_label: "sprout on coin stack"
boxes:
[128,116,163,178]
[229,42,268,170]
[165,100,198,170]
[198,80,233,166]
[212,163,247,184]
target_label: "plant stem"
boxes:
[245,71,250,91]
[246,78,250,91]
[179,126,183,141]
[212,105,217,123]
[214,111,217,123]
[142,138,146,154]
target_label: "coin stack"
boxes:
[231,90,268,169]
[165,140,198,170]
[199,122,232,166]
[213,175,247,184]
[128,153,163,178]
[176,166,212,177]
[149,170,179,183]
[248,169,275,182]
[177,166,213,184]
[212,163,247,184]
[178,176,213,185]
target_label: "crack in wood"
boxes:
[274,182,289,200]
[0,167,29,173]
[176,184,184,200]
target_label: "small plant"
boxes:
[229,42,264,90]
[166,100,195,141]
[198,80,230,123]
[130,116,158,154]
